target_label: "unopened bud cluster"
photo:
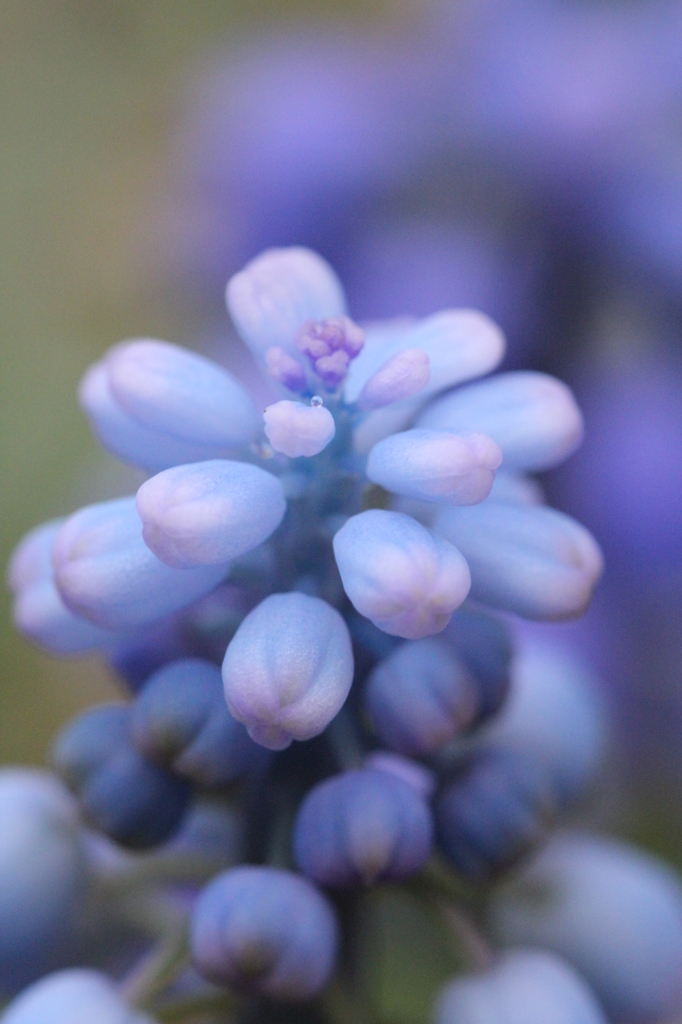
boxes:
[3,247,681,1024]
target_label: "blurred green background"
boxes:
[0,0,399,765]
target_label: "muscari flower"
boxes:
[9,246,601,752]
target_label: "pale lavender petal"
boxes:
[136,460,286,569]
[366,429,501,504]
[418,371,584,471]
[222,593,354,750]
[333,510,471,639]
[226,247,346,357]
[263,400,336,457]
[434,503,603,620]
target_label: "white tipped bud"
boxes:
[366,429,501,504]
[357,349,430,410]
[263,400,336,458]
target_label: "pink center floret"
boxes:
[297,316,365,388]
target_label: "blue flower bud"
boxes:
[435,949,607,1024]
[366,429,501,504]
[357,348,430,410]
[53,704,191,849]
[418,371,583,472]
[0,770,87,993]
[263,400,336,457]
[491,833,682,1023]
[363,751,436,800]
[106,339,260,449]
[135,461,286,569]
[434,504,603,620]
[8,521,121,655]
[167,795,244,868]
[441,606,512,725]
[226,247,346,358]
[79,361,233,473]
[482,636,606,805]
[191,866,338,999]
[222,593,354,750]
[131,658,263,787]
[435,748,557,882]
[347,310,506,454]
[364,638,479,756]
[53,498,228,629]
[0,969,153,1024]
[333,510,471,639]
[293,768,433,886]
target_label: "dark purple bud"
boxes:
[293,768,433,886]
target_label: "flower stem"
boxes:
[120,919,190,1010]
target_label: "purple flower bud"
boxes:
[333,510,471,639]
[191,866,338,999]
[53,498,227,629]
[363,751,437,800]
[8,521,122,655]
[135,460,286,569]
[366,429,501,503]
[434,504,603,620]
[263,346,307,391]
[491,833,682,1023]
[293,768,433,886]
[263,400,336,458]
[106,339,260,449]
[435,748,557,882]
[0,969,153,1024]
[347,310,505,453]
[435,949,607,1024]
[226,247,346,358]
[0,770,87,993]
[364,637,479,756]
[482,634,606,806]
[357,348,430,410]
[79,361,221,472]
[297,316,365,387]
[418,371,584,472]
[222,593,354,750]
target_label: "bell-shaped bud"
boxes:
[347,310,506,453]
[293,768,433,886]
[226,247,346,358]
[491,833,682,1023]
[366,429,501,504]
[418,371,583,472]
[263,400,335,458]
[333,510,471,639]
[53,704,191,850]
[435,950,607,1024]
[136,461,286,569]
[435,748,557,883]
[191,866,338,1000]
[131,659,263,787]
[0,969,153,1024]
[8,521,120,655]
[364,638,480,756]
[0,770,87,993]
[222,593,354,750]
[53,498,228,629]
[106,339,260,449]
[481,636,606,806]
[357,348,430,410]
[434,504,603,620]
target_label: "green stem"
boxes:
[120,920,190,1010]
[96,851,225,893]
[319,977,372,1024]
[154,990,239,1022]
